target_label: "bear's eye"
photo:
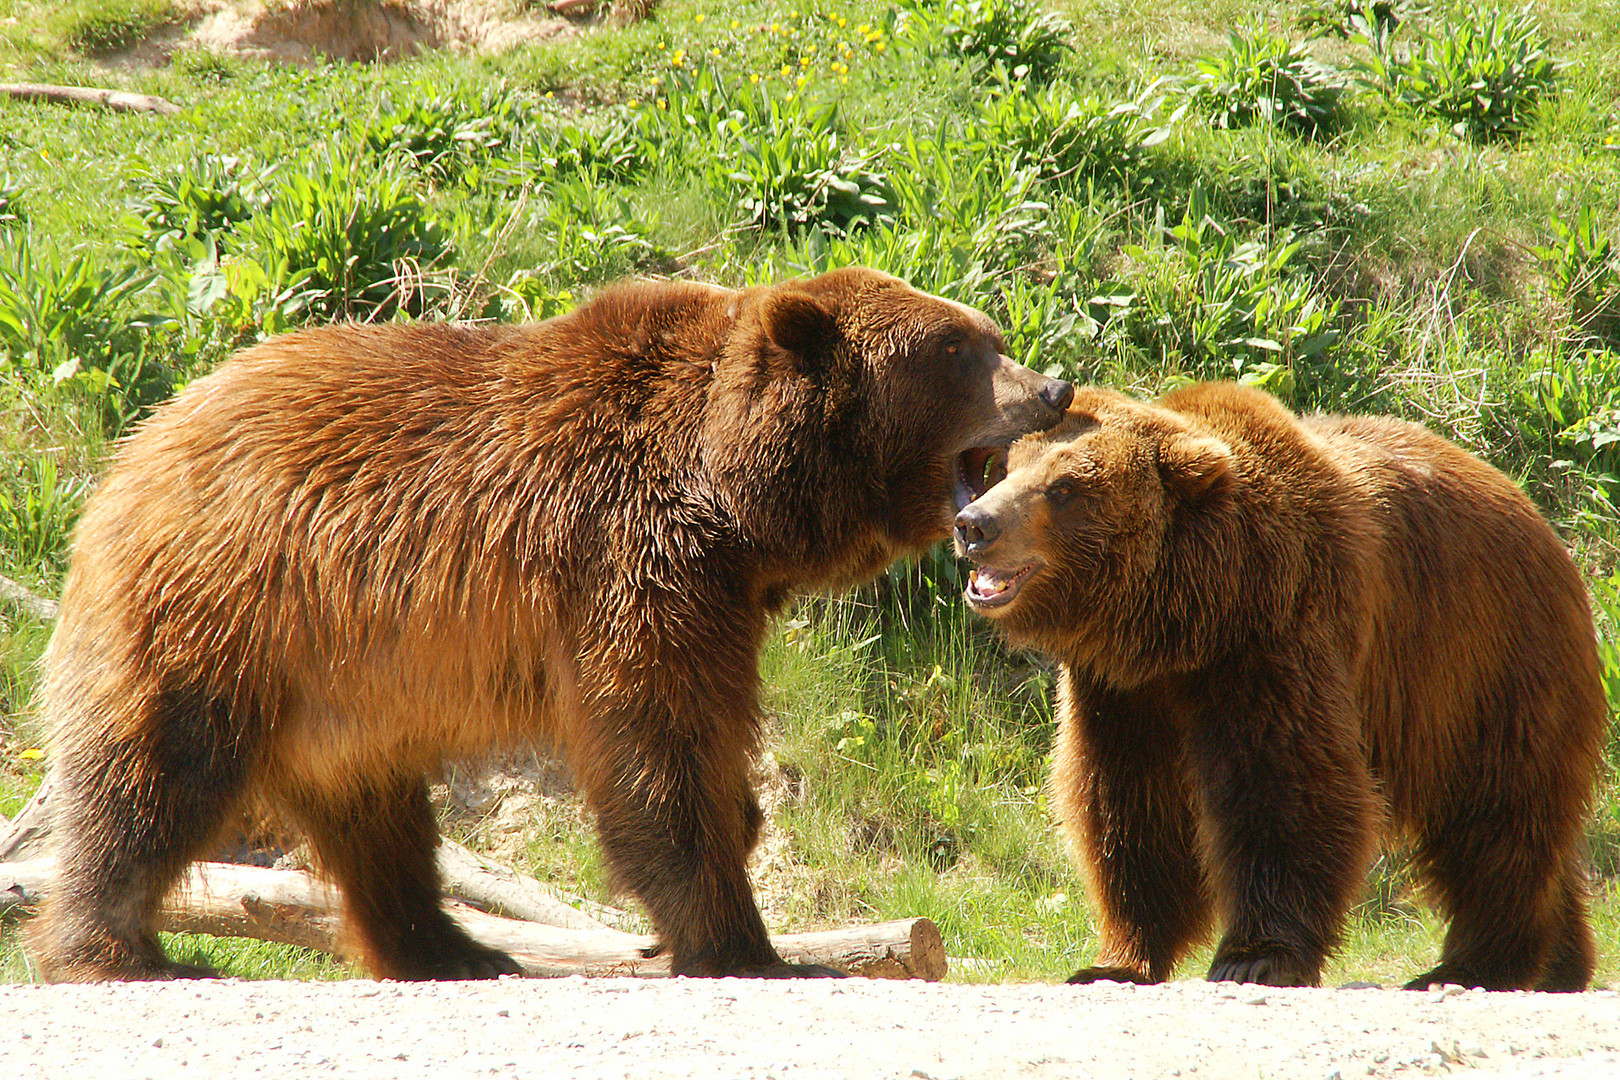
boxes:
[1046,481,1076,506]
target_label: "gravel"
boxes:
[4,977,1618,1078]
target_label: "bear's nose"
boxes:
[1040,379,1074,412]
[954,504,1001,555]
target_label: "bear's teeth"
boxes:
[973,568,1009,594]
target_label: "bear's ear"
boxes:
[1159,433,1233,499]
[762,289,839,368]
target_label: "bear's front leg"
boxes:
[1054,676,1214,984]
[1189,654,1378,987]
[582,700,842,978]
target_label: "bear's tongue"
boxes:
[966,565,1031,608]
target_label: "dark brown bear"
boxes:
[953,381,1605,991]
[35,267,1073,982]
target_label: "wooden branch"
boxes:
[0,768,54,864]
[0,858,947,980]
[436,838,614,932]
[0,573,58,622]
[0,82,180,115]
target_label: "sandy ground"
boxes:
[3,977,1618,1079]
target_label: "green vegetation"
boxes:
[2,0,1619,985]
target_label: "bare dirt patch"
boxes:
[127,0,580,66]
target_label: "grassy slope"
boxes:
[1,0,1618,985]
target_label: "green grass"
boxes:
[1,0,1619,986]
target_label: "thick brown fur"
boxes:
[954,382,1606,991]
[35,267,1072,982]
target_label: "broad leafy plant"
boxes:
[1189,28,1346,137]
[1532,207,1620,348]
[897,0,1071,83]
[124,154,271,252]
[656,63,893,234]
[1352,3,1558,142]
[359,84,537,185]
[238,144,453,321]
[966,74,1178,186]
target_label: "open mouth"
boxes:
[964,563,1037,609]
[953,446,1010,511]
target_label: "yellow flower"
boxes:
[750,72,760,84]
[837,16,847,27]
[876,41,886,51]
[20,748,44,761]
[770,21,780,33]
[730,19,739,29]
[796,74,808,88]
[781,64,792,77]
[695,12,705,22]
[801,56,811,67]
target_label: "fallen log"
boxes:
[0,858,947,980]
[0,82,181,114]
[0,572,58,622]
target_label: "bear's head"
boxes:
[705,267,1073,569]
[950,385,1237,671]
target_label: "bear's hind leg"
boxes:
[1535,869,1597,992]
[287,773,520,980]
[1403,816,1577,991]
[36,687,252,982]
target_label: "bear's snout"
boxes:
[954,503,1001,556]
[1040,379,1074,414]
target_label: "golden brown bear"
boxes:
[953,381,1605,991]
[36,267,1073,982]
